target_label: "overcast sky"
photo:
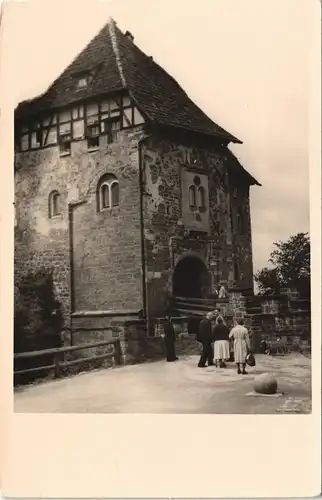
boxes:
[1,0,314,272]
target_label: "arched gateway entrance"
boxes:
[172,256,211,298]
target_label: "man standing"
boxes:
[162,314,178,362]
[198,312,215,368]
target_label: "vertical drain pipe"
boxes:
[138,135,151,328]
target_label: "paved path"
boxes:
[14,353,311,414]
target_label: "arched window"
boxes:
[197,186,206,211]
[188,175,207,212]
[97,174,119,211]
[111,181,119,206]
[101,184,110,209]
[189,185,196,209]
[49,191,61,218]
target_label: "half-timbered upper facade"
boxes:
[14,18,260,322]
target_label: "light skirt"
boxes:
[234,339,248,363]
[214,340,230,360]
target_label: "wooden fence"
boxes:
[14,338,122,379]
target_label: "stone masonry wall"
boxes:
[15,126,146,321]
[229,182,254,290]
[141,136,254,318]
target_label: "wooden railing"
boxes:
[14,339,122,379]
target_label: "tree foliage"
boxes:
[14,268,64,385]
[255,232,310,297]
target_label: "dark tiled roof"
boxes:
[15,19,241,144]
[225,148,261,186]
[15,24,123,118]
[113,24,241,143]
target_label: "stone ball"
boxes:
[253,373,278,395]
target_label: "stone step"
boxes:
[174,295,227,306]
[174,300,214,311]
[175,308,205,317]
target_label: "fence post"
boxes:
[114,339,122,365]
[54,353,61,378]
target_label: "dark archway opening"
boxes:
[173,257,211,298]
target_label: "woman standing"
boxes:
[229,319,251,374]
[212,317,230,368]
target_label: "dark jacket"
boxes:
[198,317,213,343]
[163,321,175,343]
[212,323,229,342]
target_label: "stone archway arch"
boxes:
[172,254,211,298]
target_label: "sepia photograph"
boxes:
[8,0,313,417]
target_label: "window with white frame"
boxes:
[75,73,93,90]
[17,92,146,153]
[48,191,61,218]
[101,117,121,143]
[58,132,71,155]
[97,174,119,211]
[87,123,100,150]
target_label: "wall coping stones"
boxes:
[71,309,140,317]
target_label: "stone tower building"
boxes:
[14,18,260,334]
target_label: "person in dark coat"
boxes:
[198,312,215,367]
[163,315,178,362]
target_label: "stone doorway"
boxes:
[172,256,211,298]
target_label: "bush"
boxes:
[14,268,64,385]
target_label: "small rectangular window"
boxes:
[31,129,41,148]
[101,118,120,143]
[72,106,84,120]
[77,77,88,89]
[59,133,71,154]
[87,124,100,150]
[122,95,131,107]
[59,109,71,122]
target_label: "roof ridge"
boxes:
[112,22,155,123]
[108,18,127,88]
